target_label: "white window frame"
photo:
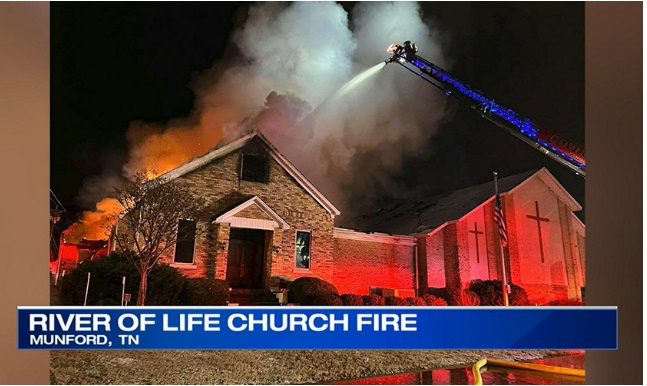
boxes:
[294,230,312,271]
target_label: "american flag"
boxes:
[494,193,508,248]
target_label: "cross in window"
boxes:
[468,222,484,263]
[526,201,550,263]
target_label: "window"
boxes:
[295,231,311,269]
[174,219,196,264]
[241,154,268,183]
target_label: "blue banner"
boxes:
[18,306,617,350]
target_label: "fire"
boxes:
[68,117,230,243]
[123,120,228,179]
[65,198,123,244]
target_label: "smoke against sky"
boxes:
[74,1,450,236]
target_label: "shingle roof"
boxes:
[355,169,540,235]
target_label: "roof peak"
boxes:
[154,130,341,217]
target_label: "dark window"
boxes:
[241,154,268,183]
[174,219,196,264]
[295,231,311,269]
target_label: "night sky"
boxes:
[51,2,585,221]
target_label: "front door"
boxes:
[226,228,267,288]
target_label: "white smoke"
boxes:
[228,1,450,213]
[78,1,450,222]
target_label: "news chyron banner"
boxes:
[18,306,617,350]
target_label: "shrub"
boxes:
[181,278,230,305]
[362,294,385,306]
[341,294,364,306]
[407,297,427,306]
[302,294,343,306]
[459,289,480,306]
[144,264,187,306]
[287,277,338,304]
[469,279,529,306]
[428,287,451,304]
[422,294,448,306]
[384,296,409,306]
[546,298,585,306]
[59,252,186,306]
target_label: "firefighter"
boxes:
[402,40,418,59]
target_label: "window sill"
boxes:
[293,267,312,272]
[170,263,198,270]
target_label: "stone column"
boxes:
[205,222,218,279]
[214,223,230,281]
[263,228,282,289]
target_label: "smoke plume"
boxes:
[74,2,449,241]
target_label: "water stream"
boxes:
[296,62,386,127]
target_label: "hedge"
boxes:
[181,278,230,305]
[58,252,185,306]
[407,297,427,306]
[362,294,385,306]
[384,296,409,306]
[302,294,343,306]
[469,279,529,306]
[421,294,448,306]
[341,294,364,306]
[287,277,338,304]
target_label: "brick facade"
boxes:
[332,234,416,295]
[154,137,336,286]
[109,135,584,303]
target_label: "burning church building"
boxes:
[100,131,584,304]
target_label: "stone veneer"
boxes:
[154,137,336,286]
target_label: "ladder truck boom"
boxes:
[385,41,585,178]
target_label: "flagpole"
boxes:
[494,171,510,307]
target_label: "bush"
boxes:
[341,294,364,306]
[181,278,230,305]
[422,294,448,306]
[384,296,409,306]
[302,294,343,306]
[407,297,427,306]
[145,265,188,306]
[428,287,451,304]
[546,299,585,306]
[288,277,338,304]
[459,289,480,306]
[59,252,186,306]
[469,279,529,306]
[362,294,385,306]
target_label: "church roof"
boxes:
[155,131,341,217]
[355,168,581,236]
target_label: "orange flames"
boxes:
[66,117,232,243]
[122,118,229,179]
[64,198,123,244]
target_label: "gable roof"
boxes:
[355,167,582,236]
[156,131,341,217]
[214,196,290,230]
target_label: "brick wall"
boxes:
[155,137,335,286]
[332,237,415,295]
[424,231,446,289]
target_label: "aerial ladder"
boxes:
[385,41,585,178]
